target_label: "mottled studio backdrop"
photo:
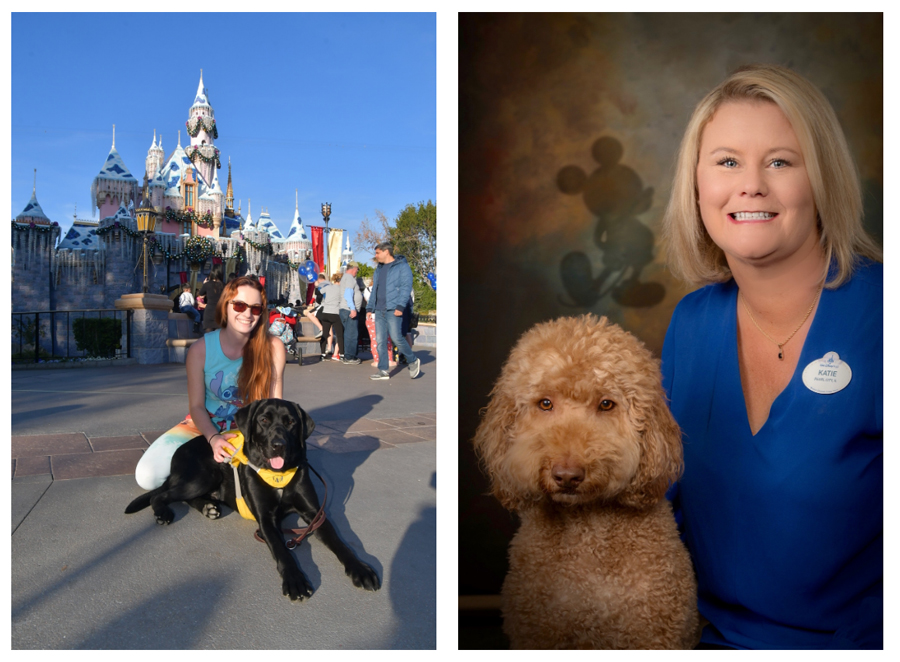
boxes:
[459,13,882,598]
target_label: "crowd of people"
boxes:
[175,241,421,381]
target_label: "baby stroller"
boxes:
[268,305,302,365]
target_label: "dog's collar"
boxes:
[225,432,299,520]
[226,432,298,485]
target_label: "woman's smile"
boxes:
[729,211,778,222]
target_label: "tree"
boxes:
[388,200,436,285]
[354,201,437,313]
[356,263,374,279]
[354,211,391,256]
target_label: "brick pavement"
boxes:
[11,412,437,481]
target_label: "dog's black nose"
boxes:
[551,464,585,489]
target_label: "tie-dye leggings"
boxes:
[134,414,237,490]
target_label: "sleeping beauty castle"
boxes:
[12,71,354,320]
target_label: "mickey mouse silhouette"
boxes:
[557,136,665,308]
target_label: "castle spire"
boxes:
[192,69,212,114]
[225,157,234,215]
[112,124,115,148]
[33,168,36,195]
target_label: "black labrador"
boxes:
[125,398,380,601]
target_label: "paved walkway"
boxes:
[12,350,437,649]
[12,413,436,481]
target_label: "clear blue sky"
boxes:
[10,12,436,264]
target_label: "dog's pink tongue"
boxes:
[269,456,285,470]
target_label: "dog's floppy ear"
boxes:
[288,401,316,440]
[234,399,263,443]
[618,389,684,510]
[472,380,522,511]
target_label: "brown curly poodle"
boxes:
[473,315,700,649]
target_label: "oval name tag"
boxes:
[802,351,852,395]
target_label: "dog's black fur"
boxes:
[125,398,380,600]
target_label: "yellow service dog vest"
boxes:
[224,432,298,521]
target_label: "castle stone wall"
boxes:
[13,226,307,362]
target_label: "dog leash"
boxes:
[252,464,328,550]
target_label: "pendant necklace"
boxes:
[739,284,823,361]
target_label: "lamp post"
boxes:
[135,185,158,293]
[321,202,331,277]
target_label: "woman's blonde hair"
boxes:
[663,64,881,288]
[215,276,273,403]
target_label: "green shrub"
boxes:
[73,318,122,358]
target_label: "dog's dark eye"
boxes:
[259,417,269,425]
[599,400,615,411]
[538,398,553,411]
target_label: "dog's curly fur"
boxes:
[473,315,700,649]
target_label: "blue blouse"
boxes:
[661,260,882,649]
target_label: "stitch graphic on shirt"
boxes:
[209,369,243,429]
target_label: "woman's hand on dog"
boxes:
[209,433,239,463]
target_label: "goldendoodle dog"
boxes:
[473,314,700,649]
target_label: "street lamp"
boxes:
[321,202,331,276]
[135,180,158,293]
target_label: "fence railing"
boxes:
[12,309,133,364]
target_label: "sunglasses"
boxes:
[230,300,264,316]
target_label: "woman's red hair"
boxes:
[215,276,272,403]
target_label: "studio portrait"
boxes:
[459,12,882,650]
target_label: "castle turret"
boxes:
[12,172,61,314]
[145,130,164,180]
[15,171,54,226]
[342,233,354,266]
[284,188,312,260]
[91,124,140,219]
[244,199,253,230]
[185,70,220,188]
[256,207,285,241]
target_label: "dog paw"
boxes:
[281,568,313,601]
[202,502,221,519]
[154,507,174,525]
[347,561,381,591]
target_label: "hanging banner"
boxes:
[310,226,324,278]
[328,229,344,276]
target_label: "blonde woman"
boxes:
[661,64,882,649]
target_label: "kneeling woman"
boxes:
[135,275,286,489]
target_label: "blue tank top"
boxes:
[203,329,244,432]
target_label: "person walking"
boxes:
[368,242,420,380]
[317,273,345,362]
[339,262,364,365]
